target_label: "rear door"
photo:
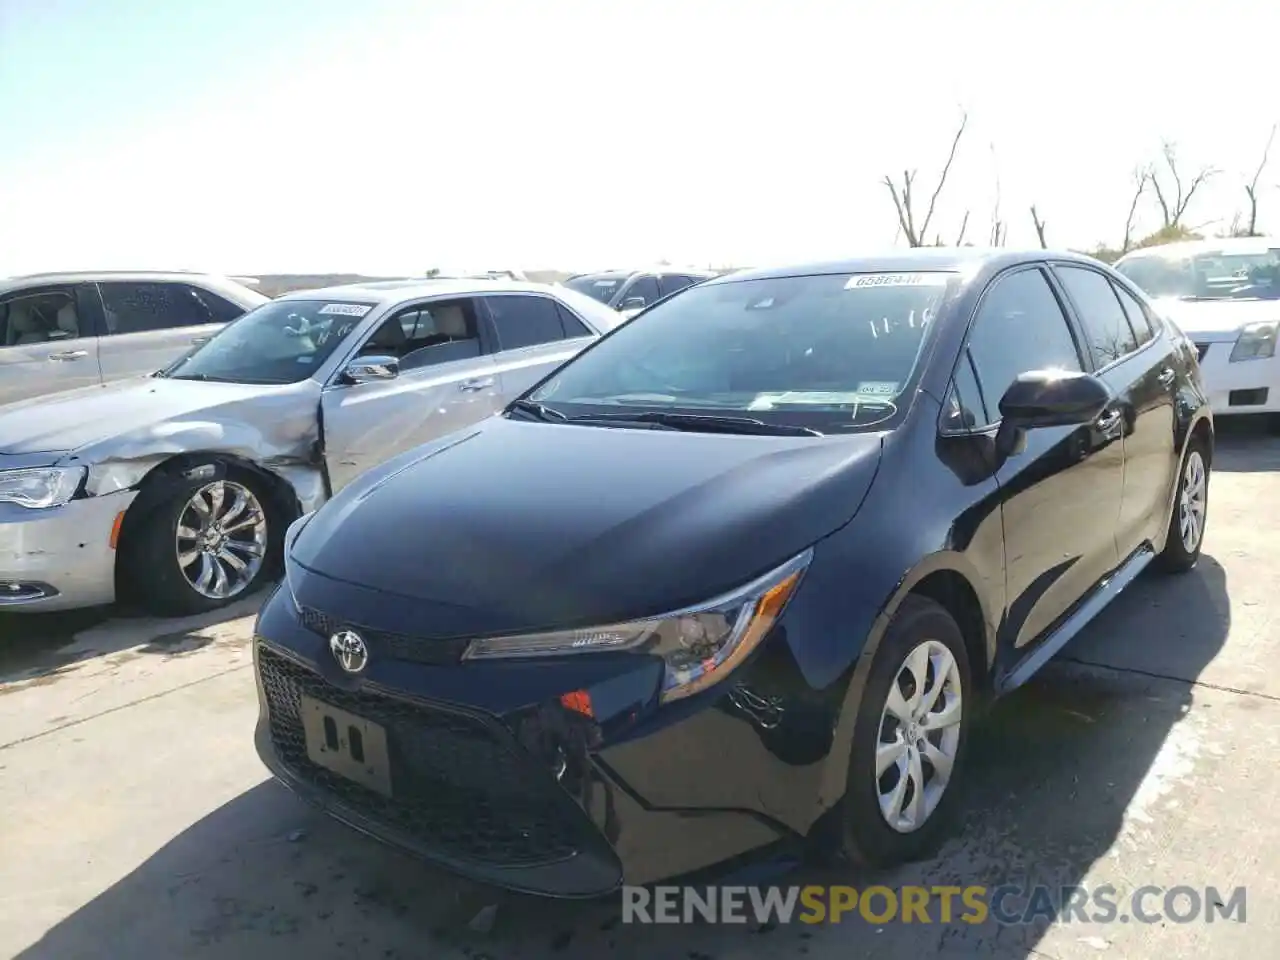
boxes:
[94,281,229,382]
[0,284,103,405]
[481,293,595,400]
[1051,262,1178,556]
[319,297,501,490]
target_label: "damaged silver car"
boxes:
[0,278,622,614]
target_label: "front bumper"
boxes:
[251,582,833,897]
[1192,340,1280,416]
[0,491,136,611]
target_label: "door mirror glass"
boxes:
[619,297,647,312]
[998,369,1110,428]
[343,355,400,384]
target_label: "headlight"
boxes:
[1229,321,1279,362]
[463,549,812,703]
[0,467,85,508]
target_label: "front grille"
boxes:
[1195,342,1210,361]
[298,605,467,666]
[259,645,589,866]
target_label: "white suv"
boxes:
[0,270,268,406]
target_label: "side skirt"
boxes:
[996,543,1156,694]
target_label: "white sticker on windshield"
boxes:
[844,273,950,289]
[856,381,899,396]
[318,303,373,317]
[594,280,617,288]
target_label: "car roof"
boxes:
[568,267,717,280]
[273,277,574,307]
[0,269,254,294]
[706,247,1098,285]
[1115,237,1280,262]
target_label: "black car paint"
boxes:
[253,249,1211,897]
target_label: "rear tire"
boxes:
[839,596,972,867]
[121,467,282,617]
[1155,436,1209,574]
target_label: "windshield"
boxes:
[525,271,955,432]
[564,274,628,304]
[1116,246,1280,300]
[163,299,373,384]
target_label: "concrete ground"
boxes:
[3,424,1279,959]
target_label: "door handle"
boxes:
[458,377,494,392]
[1157,367,1176,386]
[1095,409,1123,435]
[48,349,88,361]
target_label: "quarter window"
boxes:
[486,295,565,350]
[555,302,591,338]
[98,282,213,334]
[966,268,1083,414]
[942,349,989,432]
[659,274,698,297]
[1054,265,1139,366]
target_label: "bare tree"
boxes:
[883,111,968,247]
[1121,168,1148,253]
[988,142,1006,247]
[1030,205,1047,248]
[955,210,971,246]
[1244,123,1277,237]
[1150,141,1217,229]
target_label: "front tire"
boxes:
[1156,436,1209,574]
[122,469,281,616]
[840,596,971,866]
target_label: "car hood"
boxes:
[1154,297,1280,341]
[290,416,883,638]
[0,375,316,459]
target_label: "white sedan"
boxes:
[1116,239,1280,419]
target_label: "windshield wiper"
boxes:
[507,399,568,422]
[570,411,823,436]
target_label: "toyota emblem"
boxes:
[329,630,369,674]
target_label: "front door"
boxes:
[1050,263,1179,558]
[963,266,1126,660]
[320,298,502,490]
[0,284,103,405]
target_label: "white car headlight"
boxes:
[1229,321,1279,362]
[462,549,812,703]
[0,467,86,509]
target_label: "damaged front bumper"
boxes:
[0,490,137,611]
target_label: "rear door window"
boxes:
[485,295,566,350]
[1053,265,1140,367]
[97,281,215,334]
[1111,281,1156,346]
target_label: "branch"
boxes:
[1246,123,1277,235]
[1030,205,1047,248]
[883,172,919,246]
[1123,168,1148,252]
[955,209,970,246]
[917,112,968,243]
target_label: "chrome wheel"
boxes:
[1179,450,1207,553]
[175,480,268,600]
[876,640,963,834]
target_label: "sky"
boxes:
[2,0,1278,276]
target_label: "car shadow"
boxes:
[1211,417,1280,472]
[14,561,1229,959]
[0,584,274,686]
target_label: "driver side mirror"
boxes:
[619,297,647,312]
[343,355,399,384]
[995,369,1111,456]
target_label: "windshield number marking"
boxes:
[318,303,373,317]
[845,273,949,289]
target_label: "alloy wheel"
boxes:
[1179,450,1207,553]
[175,480,268,600]
[876,639,964,834]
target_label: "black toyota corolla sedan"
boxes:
[252,248,1212,897]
